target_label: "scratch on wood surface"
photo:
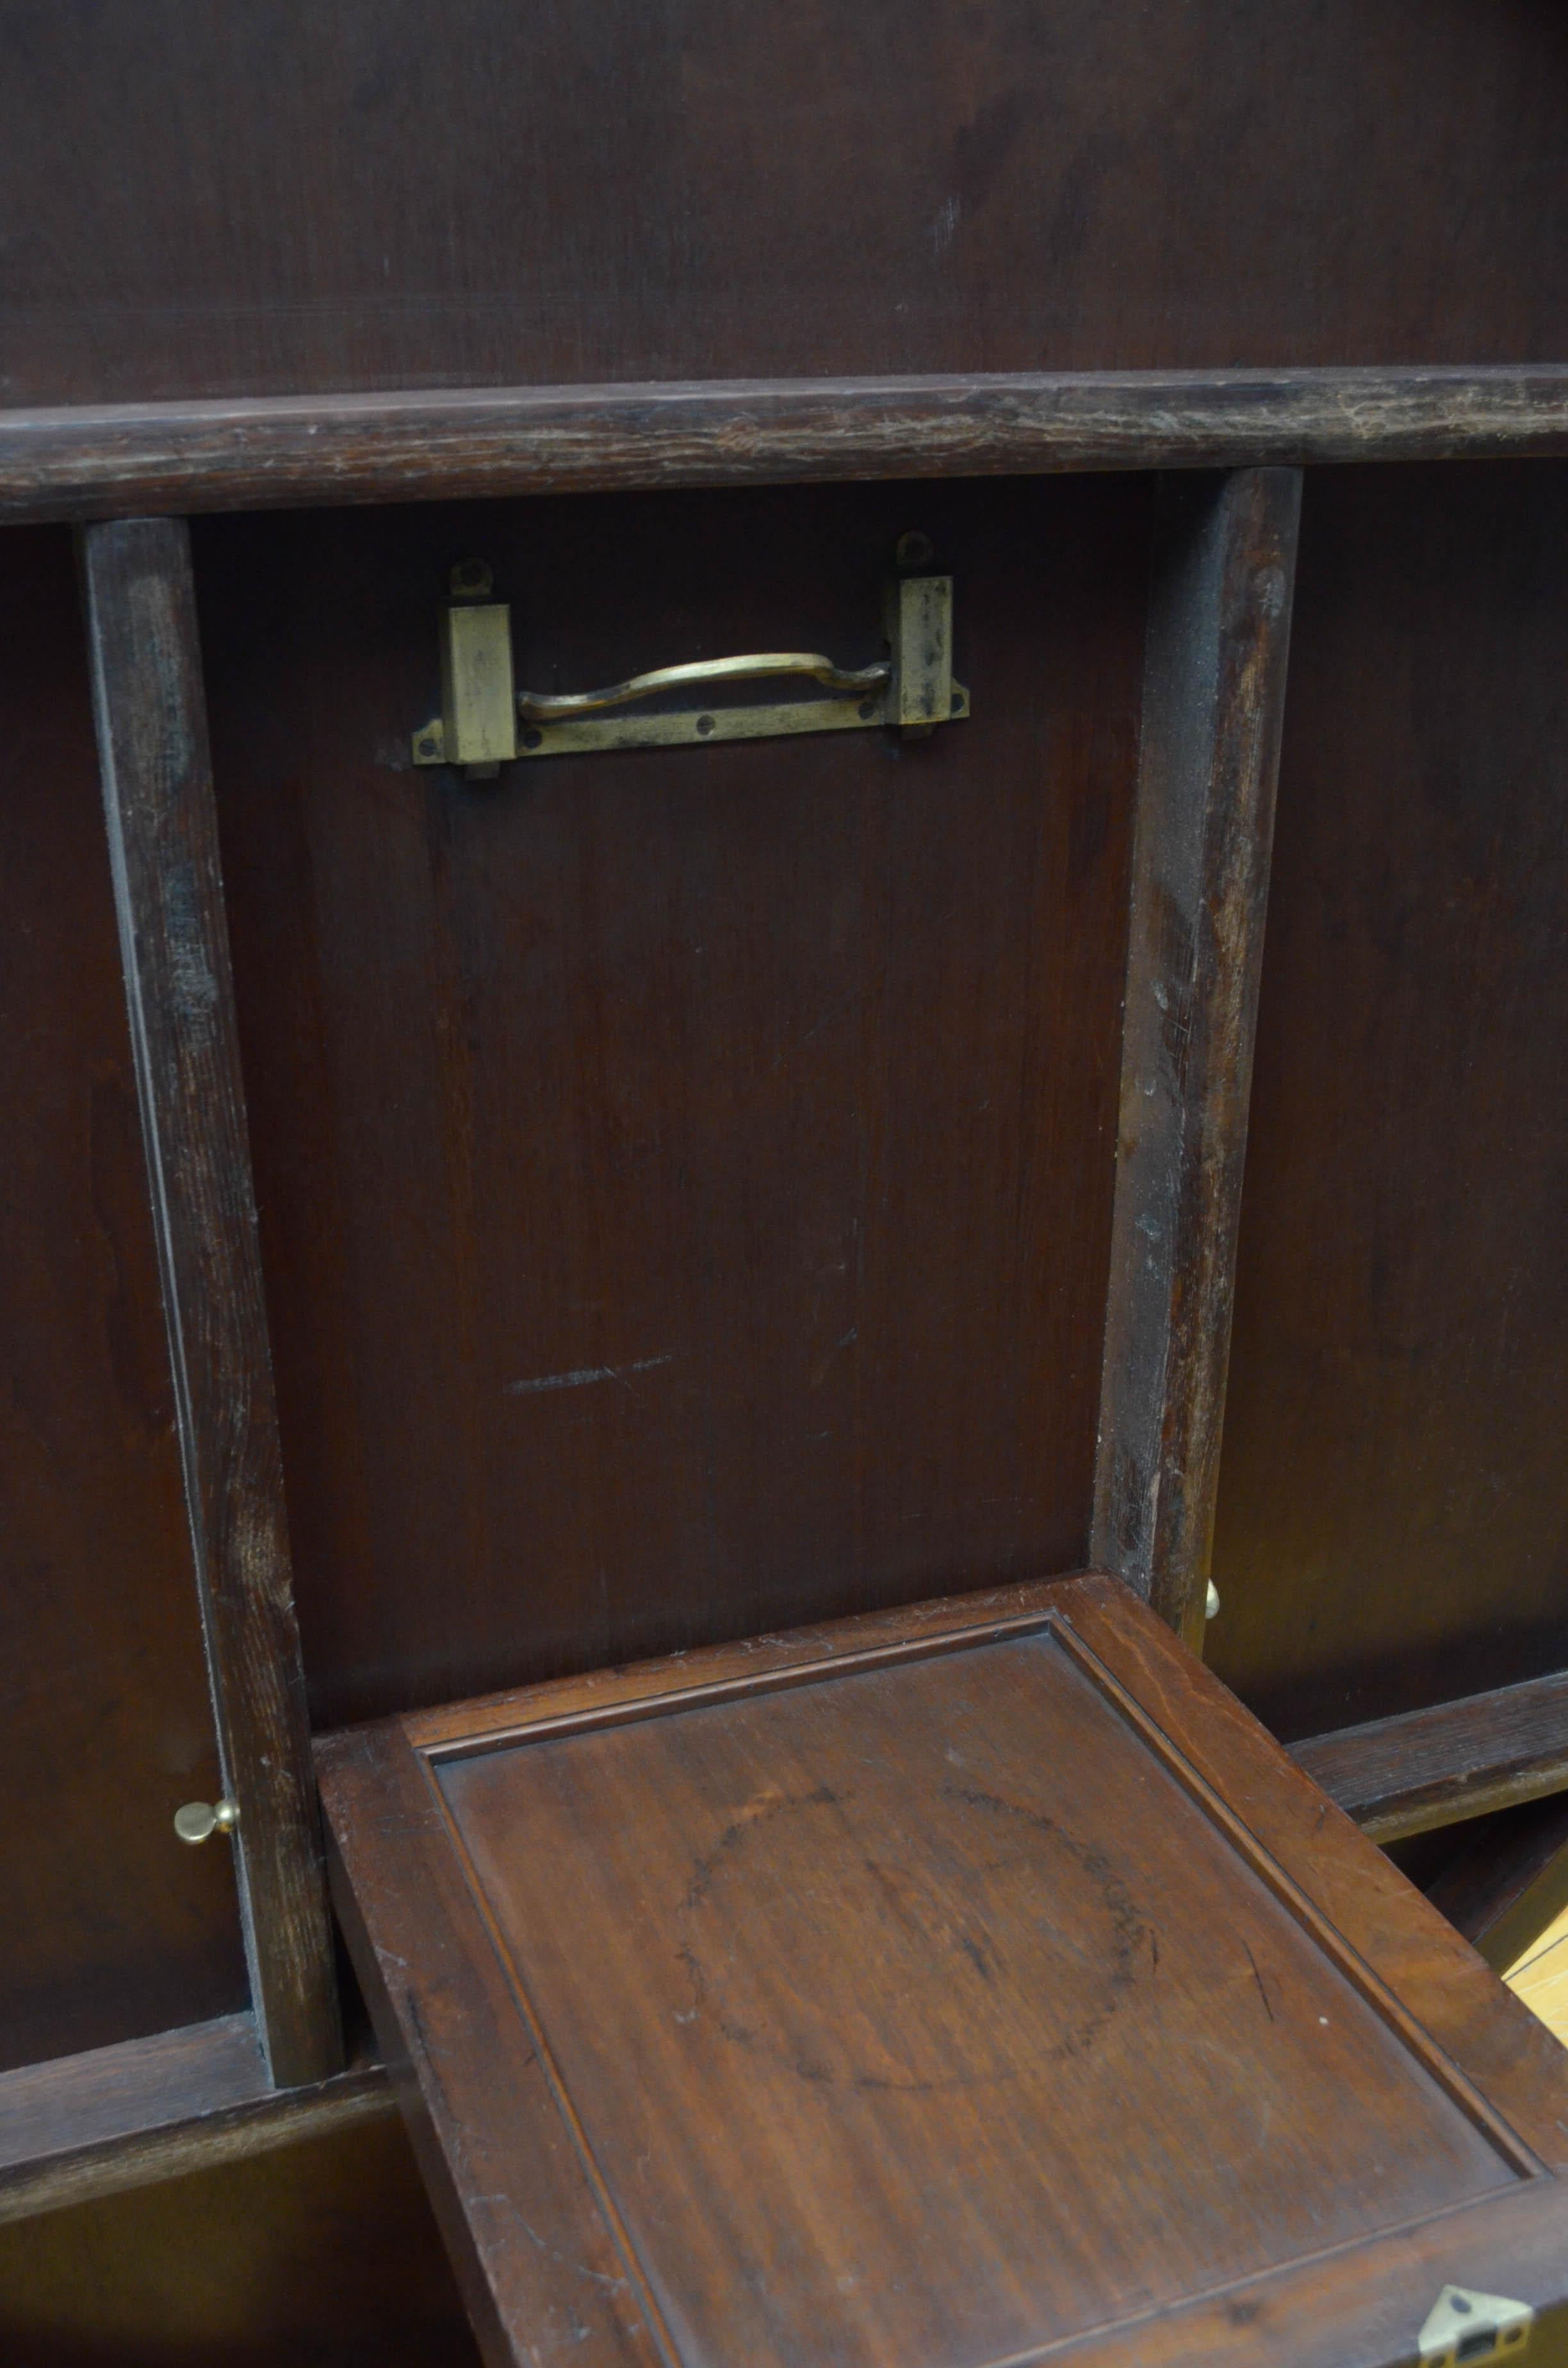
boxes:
[505,1354,673,1397]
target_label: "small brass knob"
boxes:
[174,1799,240,1845]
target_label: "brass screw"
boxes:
[449,558,494,600]
[894,530,936,572]
[174,1799,240,1845]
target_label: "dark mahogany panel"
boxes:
[202,475,1145,1725]
[3,3,1568,404]
[0,527,248,2069]
[1210,463,1568,1740]
[0,2109,478,2367]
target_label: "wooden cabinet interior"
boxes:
[0,526,249,2075]
[200,475,1146,1728]
[4,10,1568,2354]
[1209,464,1568,1739]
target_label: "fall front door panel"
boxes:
[441,1637,1511,2359]
[319,1575,1568,2368]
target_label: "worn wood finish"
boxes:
[0,2015,390,2226]
[4,3,1568,408]
[81,518,340,2087]
[1209,464,1568,1738]
[0,524,249,2073]
[1428,1795,1568,1978]
[0,2107,479,2367]
[206,478,1142,1728]
[8,370,1568,525]
[1293,1668,1568,1845]
[1093,469,1299,1647]
[321,1572,1568,2368]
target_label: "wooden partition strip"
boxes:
[1292,1667,1568,1843]
[81,518,341,2089]
[1092,468,1302,1651]
[5,368,1568,525]
[0,2016,388,2225]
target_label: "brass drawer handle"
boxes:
[518,650,890,721]
[412,545,968,776]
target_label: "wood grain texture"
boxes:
[0,524,249,2072]
[1293,1670,1568,1844]
[325,1725,666,2368]
[0,2106,478,2367]
[1209,463,1568,1738]
[81,518,339,2087]
[1093,470,1300,1647]
[1428,1793,1568,1978]
[321,1572,1568,2368]
[206,478,1141,1727]
[8,370,1568,523]
[3,3,1568,406]
[0,2014,389,2226]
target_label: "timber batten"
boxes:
[4,368,1568,523]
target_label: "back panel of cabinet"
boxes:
[201,474,1147,1727]
[1211,463,1568,1738]
[0,528,246,2069]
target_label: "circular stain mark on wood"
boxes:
[676,1782,1147,2092]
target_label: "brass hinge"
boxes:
[1419,2286,1534,2366]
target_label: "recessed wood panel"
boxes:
[441,1638,1515,2364]
[1210,463,1568,1740]
[320,1575,1568,2368]
[0,527,247,2069]
[3,3,1568,405]
[204,476,1144,1726]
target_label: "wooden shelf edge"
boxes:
[1291,1666,1568,1841]
[5,365,1568,523]
[0,2013,391,2226]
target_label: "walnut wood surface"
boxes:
[1210,464,1568,1736]
[0,525,249,2073]
[0,2013,390,2226]
[7,371,1568,523]
[4,4,1567,407]
[206,479,1141,1727]
[81,518,340,2087]
[0,2107,478,2367]
[320,1572,1568,2368]
[1093,470,1299,1647]
[1293,1669,1568,1844]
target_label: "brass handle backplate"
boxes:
[413,548,968,777]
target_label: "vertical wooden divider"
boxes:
[1092,468,1302,1654]
[81,517,341,2087]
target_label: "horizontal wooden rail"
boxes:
[1292,1668,1568,1843]
[5,368,1568,523]
[0,2016,390,2225]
